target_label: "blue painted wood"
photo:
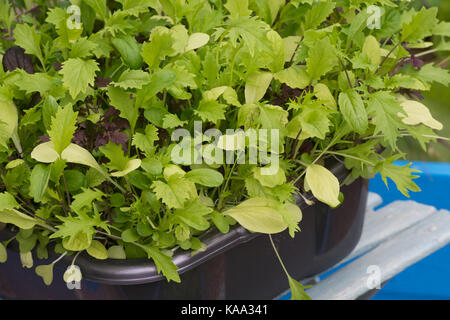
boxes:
[370,161,450,300]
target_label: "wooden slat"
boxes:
[307,209,450,300]
[366,192,383,212]
[343,200,437,263]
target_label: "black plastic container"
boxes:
[0,163,368,299]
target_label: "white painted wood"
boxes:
[307,209,450,300]
[343,200,437,263]
[366,192,383,212]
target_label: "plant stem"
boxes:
[269,235,290,278]
[375,43,400,74]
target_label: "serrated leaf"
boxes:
[367,91,405,149]
[71,188,105,214]
[377,156,421,197]
[274,66,310,90]
[60,58,99,98]
[306,37,337,82]
[401,7,438,42]
[48,105,78,155]
[174,199,212,231]
[143,246,180,283]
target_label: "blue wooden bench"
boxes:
[277,192,450,300]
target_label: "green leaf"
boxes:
[211,211,230,234]
[141,26,175,69]
[174,199,212,231]
[362,35,381,65]
[304,1,335,30]
[152,176,197,209]
[100,142,142,177]
[107,86,138,129]
[253,167,286,188]
[35,264,54,286]
[288,276,311,300]
[224,198,288,234]
[60,58,100,98]
[86,240,108,260]
[186,33,210,51]
[245,72,273,104]
[0,192,19,211]
[132,124,159,156]
[121,228,140,243]
[51,211,109,251]
[185,169,224,187]
[143,246,180,283]
[111,36,143,69]
[14,23,44,65]
[305,164,340,208]
[20,251,33,269]
[194,100,227,123]
[401,7,438,42]
[225,0,252,19]
[47,105,78,155]
[112,70,150,89]
[0,242,7,263]
[416,64,450,87]
[338,90,368,134]
[367,91,405,149]
[274,66,310,90]
[306,37,337,82]
[29,164,51,202]
[377,156,421,197]
[108,245,127,259]
[0,209,37,230]
[83,0,109,21]
[71,188,105,214]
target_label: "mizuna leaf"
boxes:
[223,198,288,234]
[401,7,438,42]
[143,246,181,283]
[305,164,340,208]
